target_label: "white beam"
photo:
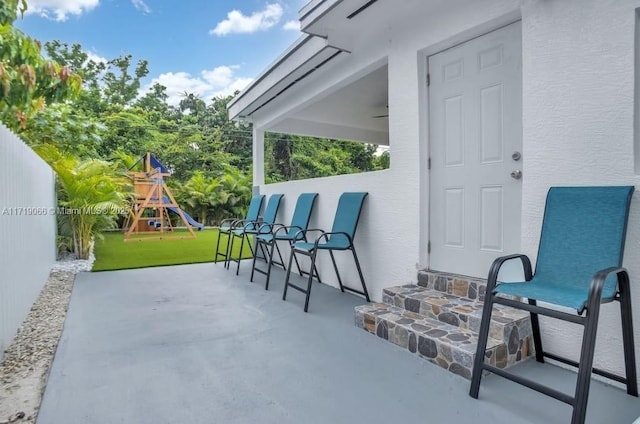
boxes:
[252,127,265,188]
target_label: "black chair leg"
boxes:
[470,277,498,398]
[303,249,318,312]
[572,303,600,424]
[328,250,344,292]
[283,249,296,301]
[264,240,277,290]
[215,230,229,263]
[273,241,286,271]
[234,235,244,274]
[215,231,222,263]
[224,233,236,269]
[528,299,545,363]
[289,241,304,276]
[235,234,255,276]
[250,239,262,282]
[618,272,638,396]
[352,247,370,302]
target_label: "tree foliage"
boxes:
[0,1,81,130]
[35,144,130,259]
[2,24,388,253]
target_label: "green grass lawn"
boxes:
[92,229,253,271]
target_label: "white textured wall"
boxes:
[520,0,640,379]
[260,170,417,303]
[255,0,640,377]
[254,0,521,301]
[0,124,56,359]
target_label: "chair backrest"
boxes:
[534,186,634,301]
[287,193,318,237]
[262,194,284,225]
[328,192,368,247]
[245,195,265,221]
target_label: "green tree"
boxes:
[0,0,81,130]
[178,171,222,225]
[219,166,252,218]
[102,54,149,106]
[135,82,169,115]
[100,107,156,157]
[20,103,103,157]
[43,40,107,114]
[35,144,131,259]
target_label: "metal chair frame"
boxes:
[227,194,283,275]
[469,186,638,424]
[251,193,319,290]
[214,195,264,264]
[282,192,370,312]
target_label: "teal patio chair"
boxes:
[214,194,264,264]
[470,186,637,424]
[227,193,284,275]
[283,192,370,312]
[250,193,319,290]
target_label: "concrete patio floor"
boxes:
[38,261,640,424]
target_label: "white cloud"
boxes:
[142,66,253,106]
[282,20,300,31]
[25,0,99,21]
[85,51,107,65]
[210,3,283,36]
[131,0,151,14]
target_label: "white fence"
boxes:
[0,124,56,359]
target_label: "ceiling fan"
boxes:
[372,105,388,118]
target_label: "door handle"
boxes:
[510,170,522,180]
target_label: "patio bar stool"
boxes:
[283,192,370,312]
[214,194,264,264]
[226,194,284,275]
[469,186,638,424]
[251,192,319,290]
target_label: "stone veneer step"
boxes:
[417,270,489,302]
[382,284,532,346]
[355,303,525,379]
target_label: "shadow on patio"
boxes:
[38,263,640,424]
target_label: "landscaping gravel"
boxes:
[0,254,93,423]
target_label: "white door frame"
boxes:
[424,21,523,278]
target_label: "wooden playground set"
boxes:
[123,153,204,241]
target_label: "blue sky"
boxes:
[16,0,307,105]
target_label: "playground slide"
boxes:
[162,196,204,230]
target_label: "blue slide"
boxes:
[162,196,204,230]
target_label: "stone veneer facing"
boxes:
[355,271,535,379]
[418,270,487,302]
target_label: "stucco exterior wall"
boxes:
[254,0,640,378]
[259,170,418,305]
[520,0,640,379]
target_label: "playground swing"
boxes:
[124,153,204,241]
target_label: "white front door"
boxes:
[428,22,523,278]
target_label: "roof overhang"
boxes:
[228,0,398,144]
[228,35,346,121]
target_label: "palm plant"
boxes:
[219,166,252,218]
[181,171,221,225]
[36,144,131,259]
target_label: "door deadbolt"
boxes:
[512,151,522,161]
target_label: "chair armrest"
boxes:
[219,217,238,228]
[293,228,326,243]
[257,222,284,234]
[313,231,353,248]
[488,254,533,293]
[586,266,629,310]
[273,225,302,238]
[231,218,261,231]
